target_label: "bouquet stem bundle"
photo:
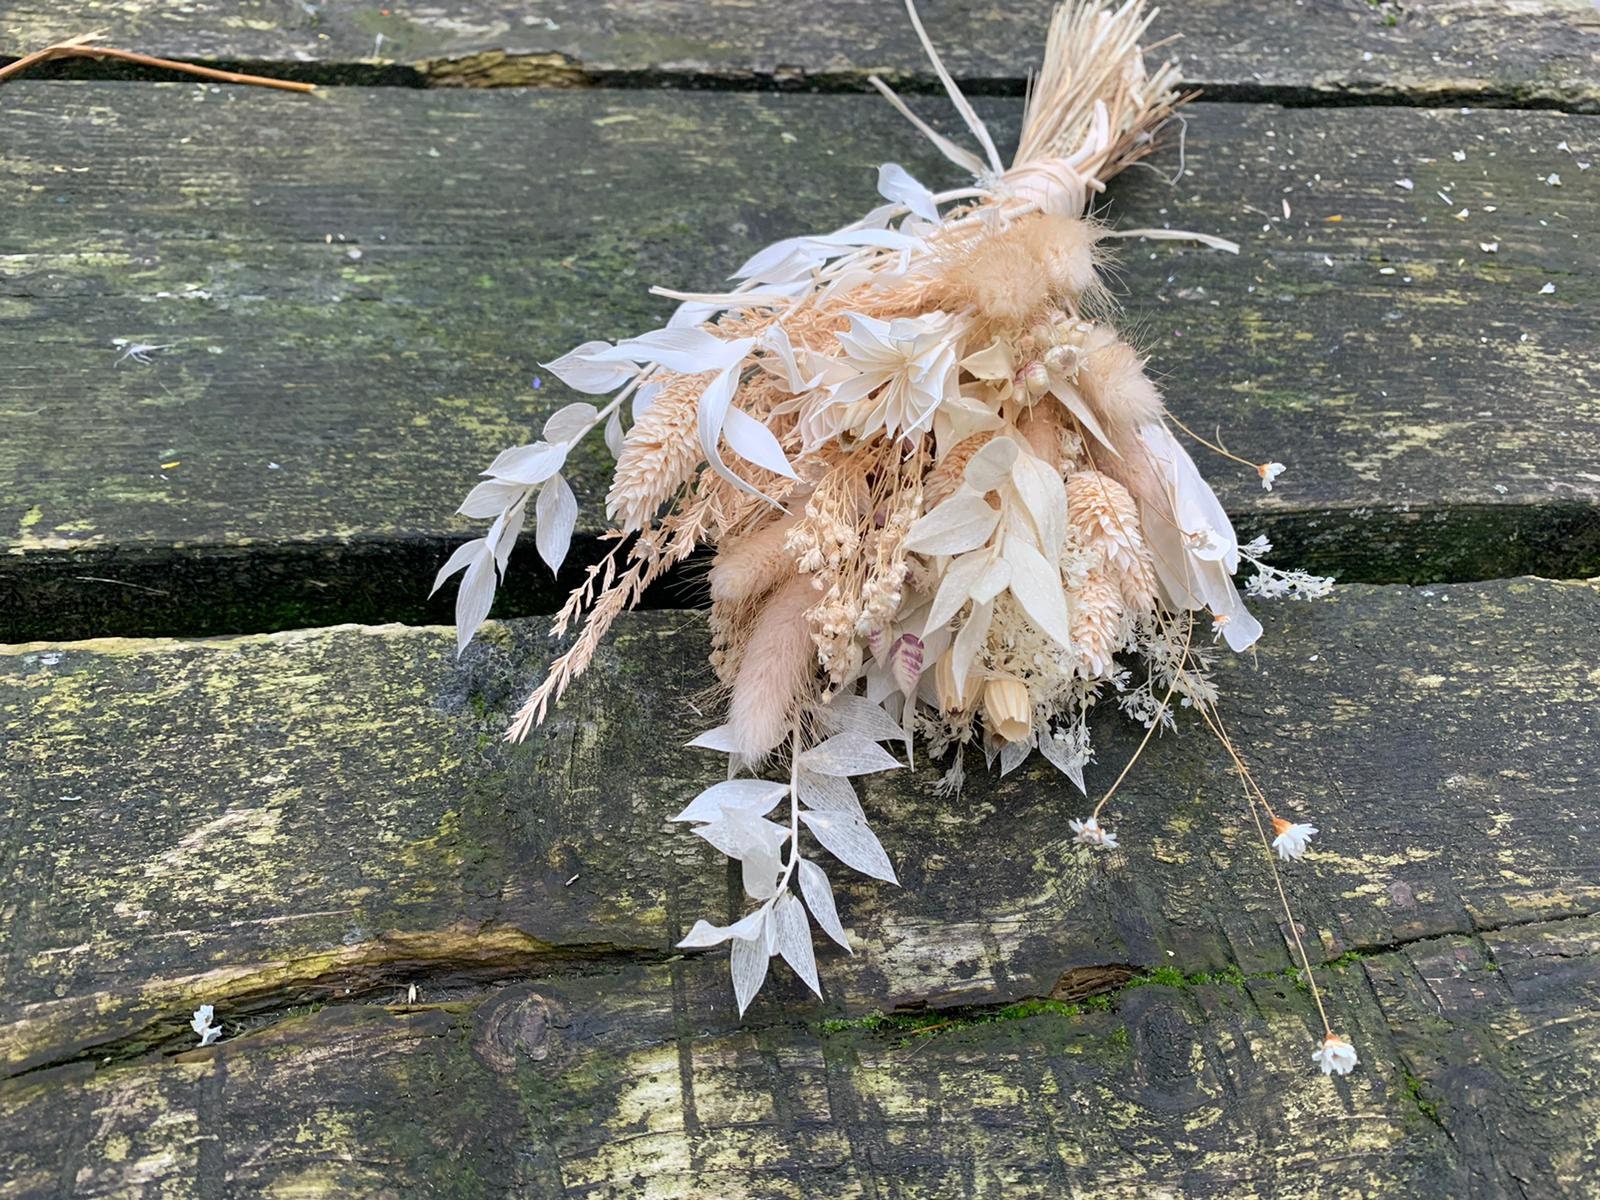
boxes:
[440,0,1355,1076]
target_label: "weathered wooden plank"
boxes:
[3,919,1595,1197]
[3,578,1597,1096]
[2,0,1598,111]
[2,86,1596,640]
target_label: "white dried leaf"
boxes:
[998,737,1032,777]
[693,811,789,860]
[1039,728,1088,794]
[631,380,661,421]
[678,907,768,948]
[797,858,852,950]
[534,474,578,573]
[543,340,639,394]
[823,695,905,745]
[1010,450,1068,559]
[970,556,1011,605]
[903,490,999,556]
[800,810,898,883]
[800,732,903,777]
[959,338,1013,381]
[609,328,754,374]
[797,769,866,819]
[491,504,526,574]
[773,892,822,996]
[458,478,527,519]
[454,545,497,654]
[431,537,485,597]
[876,162,940,223]
[484,442,568,486]
[963,435,1020,492]
[742,844,782,901]
[671,779,790,824]
[687,724,740,752]
[924,550,988,633]
[698,364,779,504]
[542,401,598,444]
[723,404,799,479]
[1006,539,1072,648]
[604,408,625,459]
[950,597,993,686]
[730,925,772,1015]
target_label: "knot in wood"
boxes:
[471,985,561,1073]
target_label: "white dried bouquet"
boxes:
[439,0,1356,1076]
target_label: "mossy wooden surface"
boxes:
[5,920,1597,1198]
[2,0,1598,110]
[3,579,1598,1195]
[2,86,1597,639]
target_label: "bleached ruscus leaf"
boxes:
[799,733,903,778]
[797,858,852,950]
[800,810,898,884]
[534,474,578,573]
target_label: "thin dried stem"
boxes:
[1089,611,1192,821]
[1192,699,1331,1035]
[0,35,316,92]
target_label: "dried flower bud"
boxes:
[1054,318,1092,344]
[1043,343,1082,380]
[982,676,1032,743]
[934,654,980,712]
[1023,362,1052,398]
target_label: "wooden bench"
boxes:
[3,4,1598,1195]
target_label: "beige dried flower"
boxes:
[607,374,708,531]
[1067,471,1156,612]
[1071,574,1124,680]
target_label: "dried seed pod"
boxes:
[983,676,1033,743]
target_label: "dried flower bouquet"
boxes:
[439,0,1356,1075]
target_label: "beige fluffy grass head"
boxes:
[936,213,1105,328]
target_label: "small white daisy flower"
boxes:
[1312,1032,1359,1076]
[1258,461,1286,491]
[1070,816,1118,850]
[1272,818,1318,860]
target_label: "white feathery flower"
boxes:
[1271,818,1318,860]
[191,1004,222,1047]
[1069,816,1118,850]
[807,312,960,444]
[1258,461,1286,491]
[1312,1032,1359,1076]
[1239,535,1273,558]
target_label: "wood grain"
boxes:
[5,926,1596,1198]
[2,86,1596,639]
[1,0,1597,110]
[2,579,1597,1195]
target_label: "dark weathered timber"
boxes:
[3,582,1599,1195]
[3,580,1597,1109]
[7,920,1598,1199]
[1,85,1596,640]
[1,0,1598,111]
